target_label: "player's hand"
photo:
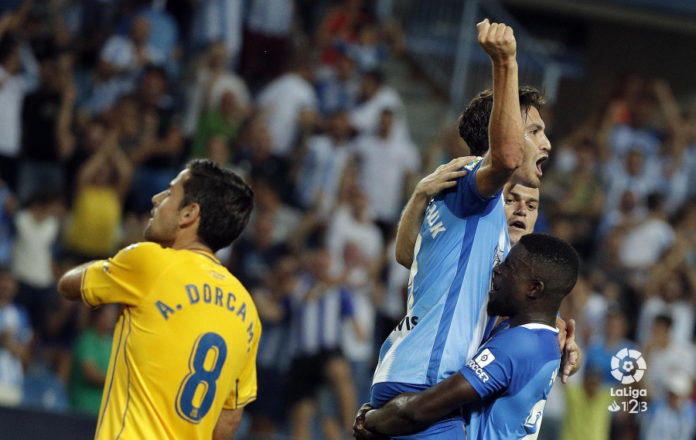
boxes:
[353,403,387,440]
[556,315,567,353]
[560,319,582,384]
[476,18,517,64]
[414,156,478,200]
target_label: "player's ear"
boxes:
[179,203,200,227]
[528,279,544,299]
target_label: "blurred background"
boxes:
[0,0,694,439]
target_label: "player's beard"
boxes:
[143,217,176,247]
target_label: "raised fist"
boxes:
[476,18,517,64]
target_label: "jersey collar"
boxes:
[190,249,223,266]
[520,322,559,333]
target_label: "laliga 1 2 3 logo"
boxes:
[610,348,646,384]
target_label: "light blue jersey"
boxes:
[461,322,561,440]
[372,160,508,393]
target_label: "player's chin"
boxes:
[487,301,501,316]
[508,230,522,246]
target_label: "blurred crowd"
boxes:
[0,1,693,440]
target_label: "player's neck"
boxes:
[508,311,556,329]
[170,234,214,254]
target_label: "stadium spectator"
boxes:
[619,192,675,274]
[295,111,354,213]
[240,0,295,87]
[183,41,250,139]
[0,29,39,191]
[585,307,638,384]
[640,372,696,440]
[642,314,696,401]
[11,191,63,328]
[0,267,31,406]
[68,305,117,415]
[560,360,613,440]
[18,51,75,202]
[286,248,358,440]
[349,69,409,142]
[351,108,420,235]
[314,51,360,116]
[256,56,319,157]
[126,65,184,213]
[63,130,133,260]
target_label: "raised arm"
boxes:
[474,20,524,197]
[362,372,479,437]
[394,157,472,267]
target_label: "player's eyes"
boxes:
[505,198,514,204]
[528,204,537,210]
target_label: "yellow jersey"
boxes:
[80,242,261,440]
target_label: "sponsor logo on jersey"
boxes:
[425,203,446,239]
[468,359,490,383]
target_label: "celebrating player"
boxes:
[357,233,580,439]
[366,19,578,439]
[58,159,260,440]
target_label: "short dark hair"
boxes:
[458,86,545,156]
[518,233,579,302]
[181,159,254,252]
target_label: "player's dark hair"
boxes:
[458,86,545,156]
[181,159,254,252]
[518,233,579,302]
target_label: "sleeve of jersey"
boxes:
[224,320,262,409]
[81,242,162,308]
[459,339,514,400]
[442,159,501,218]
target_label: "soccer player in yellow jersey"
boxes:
[58,159,259,440]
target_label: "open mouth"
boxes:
[510,220,526,231]
[536,156,548,176]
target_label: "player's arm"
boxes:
[57,261,97,301]
[474,19,524,198]
[394,157,473,268]
[213,408,244,440]
[361,372,479,437]
[59,243,160,307]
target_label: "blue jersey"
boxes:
[372,160,508,391]
[461,322,561,440]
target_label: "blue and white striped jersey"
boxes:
[288,273,354,357]
[461,322,561,440]
[372,160,508,391]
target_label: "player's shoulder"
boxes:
[463,156,484,171]
[113,242,175,265]
[115,241,161,257]
[490,324,560,361]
